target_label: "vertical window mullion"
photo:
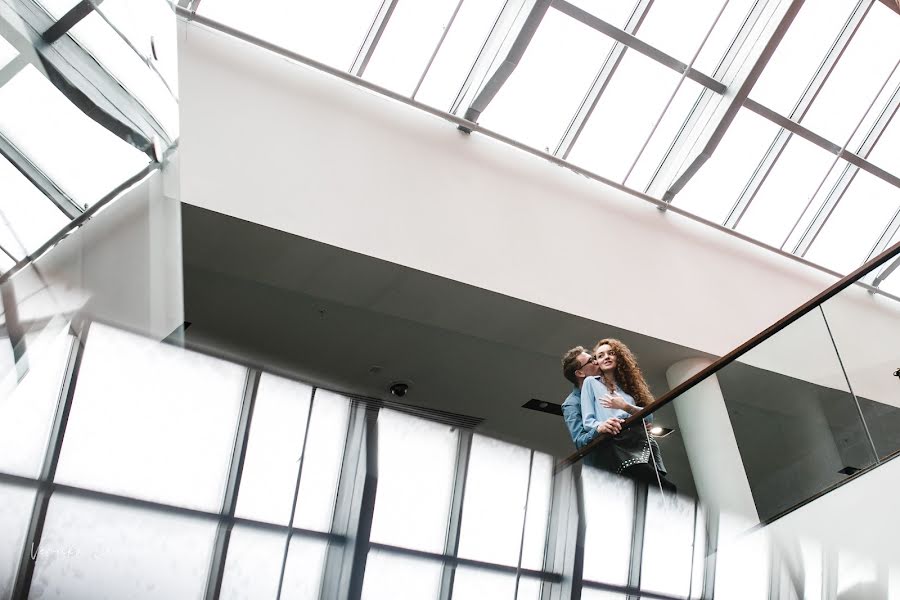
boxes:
[203,367,260,600]
[439,428,474,600]
[12,318,88,600]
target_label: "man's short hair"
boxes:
[562,346,587,385]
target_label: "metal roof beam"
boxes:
[554,0,654,159]
[722,0,873,229]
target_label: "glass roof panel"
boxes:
[69,12,178,137]
[199,0,383,71]
[635,0,727,64]
[805,170,900,274]
[624,80,705,191]
[0,154,69,259]
[866,108,900,177]
[781,161,852,252]
[33,0,80,19]
[801,2,900,144]
[673,109,780,223]
[750,0,857,116]
[0,247,13,272]
[411,0,506,109]
[477,8,616,153]
[0,34,16,69]
[878,228,900,297]
[568,50,688,183]
[0,65,148,206]
[363,0,463,96]
[692,0,760,75]
[567,0,639,28]
[97,0,179,94]
[735,136,838,248]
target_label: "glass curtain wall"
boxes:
[0,317,717,600]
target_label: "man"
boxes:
[560,346,623,449]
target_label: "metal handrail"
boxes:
[556,237,900,472]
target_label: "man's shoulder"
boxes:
[561,388,580,407]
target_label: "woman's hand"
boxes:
[596,418,623,435]
[600,393,629,411]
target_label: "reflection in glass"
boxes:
[199,0,383,71]
[235,374,313,525]
[364,0,462,96]
[0,155,70,260]
[478,9,615,153]
[361,549,442,600]
[370,409,458,553]
[219,525,285,600]
[713,309,876,520]
[31,492,217,599]
[837,551,881,598]
[805,171,900,274]
[0,323,71,477]
[581,467,634,586]
[568,49,685,182]
[451,566,516,599]
[0,482,36,597]
[0,66,148,206]
[640,489,695,597]
[750,0,857,115]
[55,323,246,511]
[281,535,328,600]
[713,514,769,600]
[735,136,839,248]
[674,109,780,224]
[415,0,507,109]
[819,270,900,461]
[292,389,350,531]
[457,435,531,566]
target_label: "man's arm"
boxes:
[562,403,597,449]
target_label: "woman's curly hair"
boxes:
[592,338,655,407]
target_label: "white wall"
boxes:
[177,20,900,398]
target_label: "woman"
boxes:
[580,338,671,488]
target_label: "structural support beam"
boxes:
[723,0,873,229]
[42,0,103,44]
[1,0,166,151]
[459,0,551,127]
[554,0,724,93]
[555,0,653,159]
[796,71,900,261]
[660,0,807,204]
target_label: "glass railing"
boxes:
[563,237,900,528]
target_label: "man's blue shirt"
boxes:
[561,386,598,449]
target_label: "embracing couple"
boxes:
[561,339,673,490]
